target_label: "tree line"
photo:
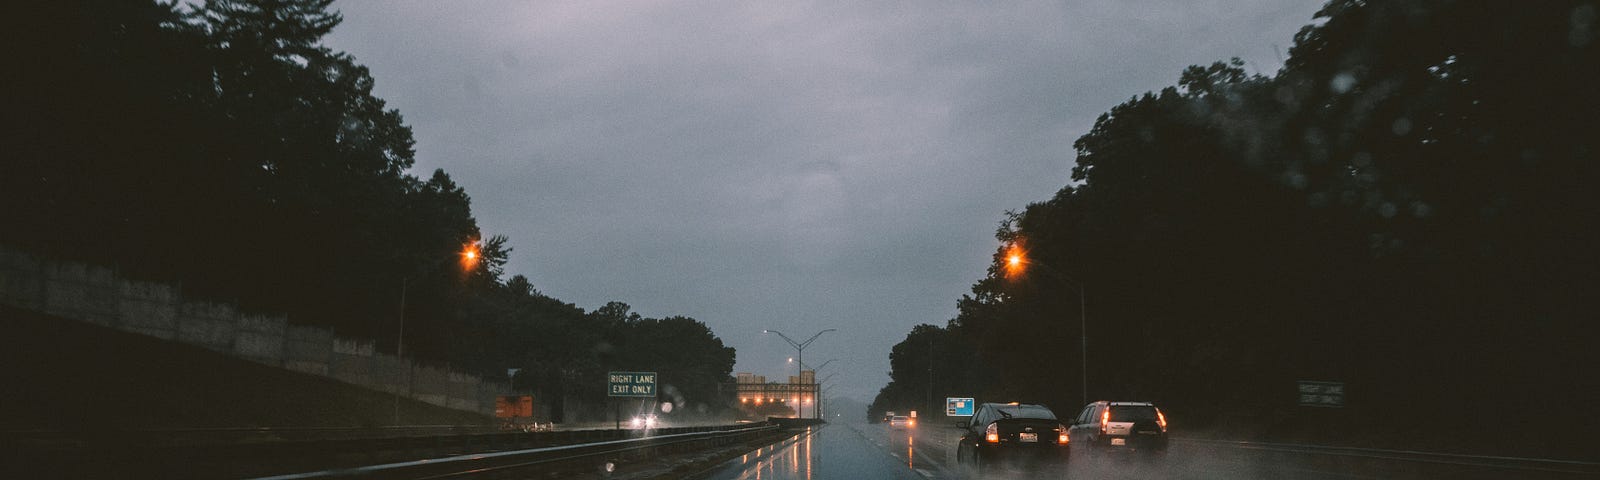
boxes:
[3,0,735,420]
[873,0,1597,459]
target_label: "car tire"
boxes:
[957,443,983,479]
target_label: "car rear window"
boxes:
[1109,405,1159,422]
[995,405,1057,420]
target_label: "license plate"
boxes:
[1019,432,1038,443]
[1110,438,1126,446]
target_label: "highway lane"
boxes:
[697,423,930,480]
[705,421,1599,480]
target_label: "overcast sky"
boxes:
[323,0,1326,404]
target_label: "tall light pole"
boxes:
[815,370,839,421]
[394,242,480,425]
[764,329,835,419]
[820,383,836,419]
[1005,245,1089,406]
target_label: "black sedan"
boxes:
[955,402,1070,476]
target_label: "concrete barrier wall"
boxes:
[0,246,506,417]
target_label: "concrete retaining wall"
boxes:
[0,246,506,417]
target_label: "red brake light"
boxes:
[1157,409,1168,432]
[1100,410,1109,433]
[1057,425,1070,444]
[985,422,999,443]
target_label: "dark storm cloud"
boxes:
[324,0,1325,402]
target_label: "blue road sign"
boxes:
[946,397,975,416]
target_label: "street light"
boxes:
[764,328,836,419]
[1004,243,1089,406]
[818,372,839,384]
[394,242,481,424]
[820,383,837,419]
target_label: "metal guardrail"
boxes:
[1173,437,1600,475]
[4,425,507,447]
[6,422,783,479]
[249,423,783,479]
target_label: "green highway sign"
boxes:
[608,371,657,397]
[1297,380,1345,407]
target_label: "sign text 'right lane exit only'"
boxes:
[608,371,657,397]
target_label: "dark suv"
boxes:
[955,402,1070,475]
[1066,401,1169,456]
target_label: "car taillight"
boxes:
[1057,425,1070,444]
[1156,409,1168,432]
[908,419,916,427]
[985,422,999,443]
[1100,410,1109,433]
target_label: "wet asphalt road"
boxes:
[696,422,1598,480]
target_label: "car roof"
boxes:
[977,402,1058,419]
[1089,400,1155,405]
[979,402,1045,408]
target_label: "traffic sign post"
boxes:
[946,397,975,416]
[608,371,657,430]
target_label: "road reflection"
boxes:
[720,429,812,480]
[907,433,914,469]
[703,425,926,480]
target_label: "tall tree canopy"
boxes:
[3,0,739,420]
[877,0,1597,459]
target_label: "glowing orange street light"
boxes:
[1003,243,1029,280]
[460,243,481,270]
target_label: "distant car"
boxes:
[889,415,915,429]
[629,414,659,430]
[1066,401,1168,456]
[955,402,1070,475]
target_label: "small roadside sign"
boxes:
[1298,380,1345,407]
[947,397,975,416]
[608,371,658,397]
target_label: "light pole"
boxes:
[820,383,836,419]
[811,358,838,373]
[764,329,835,419]
[393,242,480,425]
[1005,245,1089,406]
[803,357,838,419]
